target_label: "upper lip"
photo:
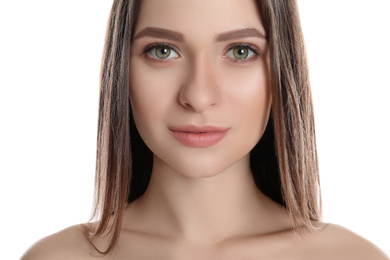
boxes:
[169,125,230,133]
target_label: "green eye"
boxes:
[147,45,179,60]
[155,47,171,59]
[225,46,256,60]
[233,47,249,59]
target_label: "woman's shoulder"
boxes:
[20,224,97,260]
[300,222,389,260]
[233,222,388,259]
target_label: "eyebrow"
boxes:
[215,28,266,42]
[133,27,184,42]
[133,27,265,42]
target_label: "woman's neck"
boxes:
[124,154,292,245]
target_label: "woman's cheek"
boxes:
[221,62,271,140]
[130,60,180,130]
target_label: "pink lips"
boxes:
[169,125,229,148]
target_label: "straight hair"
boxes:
[85,0,321,255]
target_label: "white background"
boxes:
[0,1,389,259]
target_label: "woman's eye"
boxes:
[147,46,179,60]
[225,46,256,60]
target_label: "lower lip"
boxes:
[170,130,229,148]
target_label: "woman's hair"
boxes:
[85,0,321,255]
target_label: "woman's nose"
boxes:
[178,55,220,112]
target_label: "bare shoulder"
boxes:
[309,223,389,260]
[20,224,97,260]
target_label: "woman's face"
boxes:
[130,0,271,178]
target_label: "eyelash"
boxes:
[142,42,261,64]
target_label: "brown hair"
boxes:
[85,0,321,255]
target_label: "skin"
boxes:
[21,0,389,259]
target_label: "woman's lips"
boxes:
[169,125,230,148]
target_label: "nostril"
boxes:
[181,101,193,110]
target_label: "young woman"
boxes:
[22,0,389,259]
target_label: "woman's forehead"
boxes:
[134,0,265,39]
